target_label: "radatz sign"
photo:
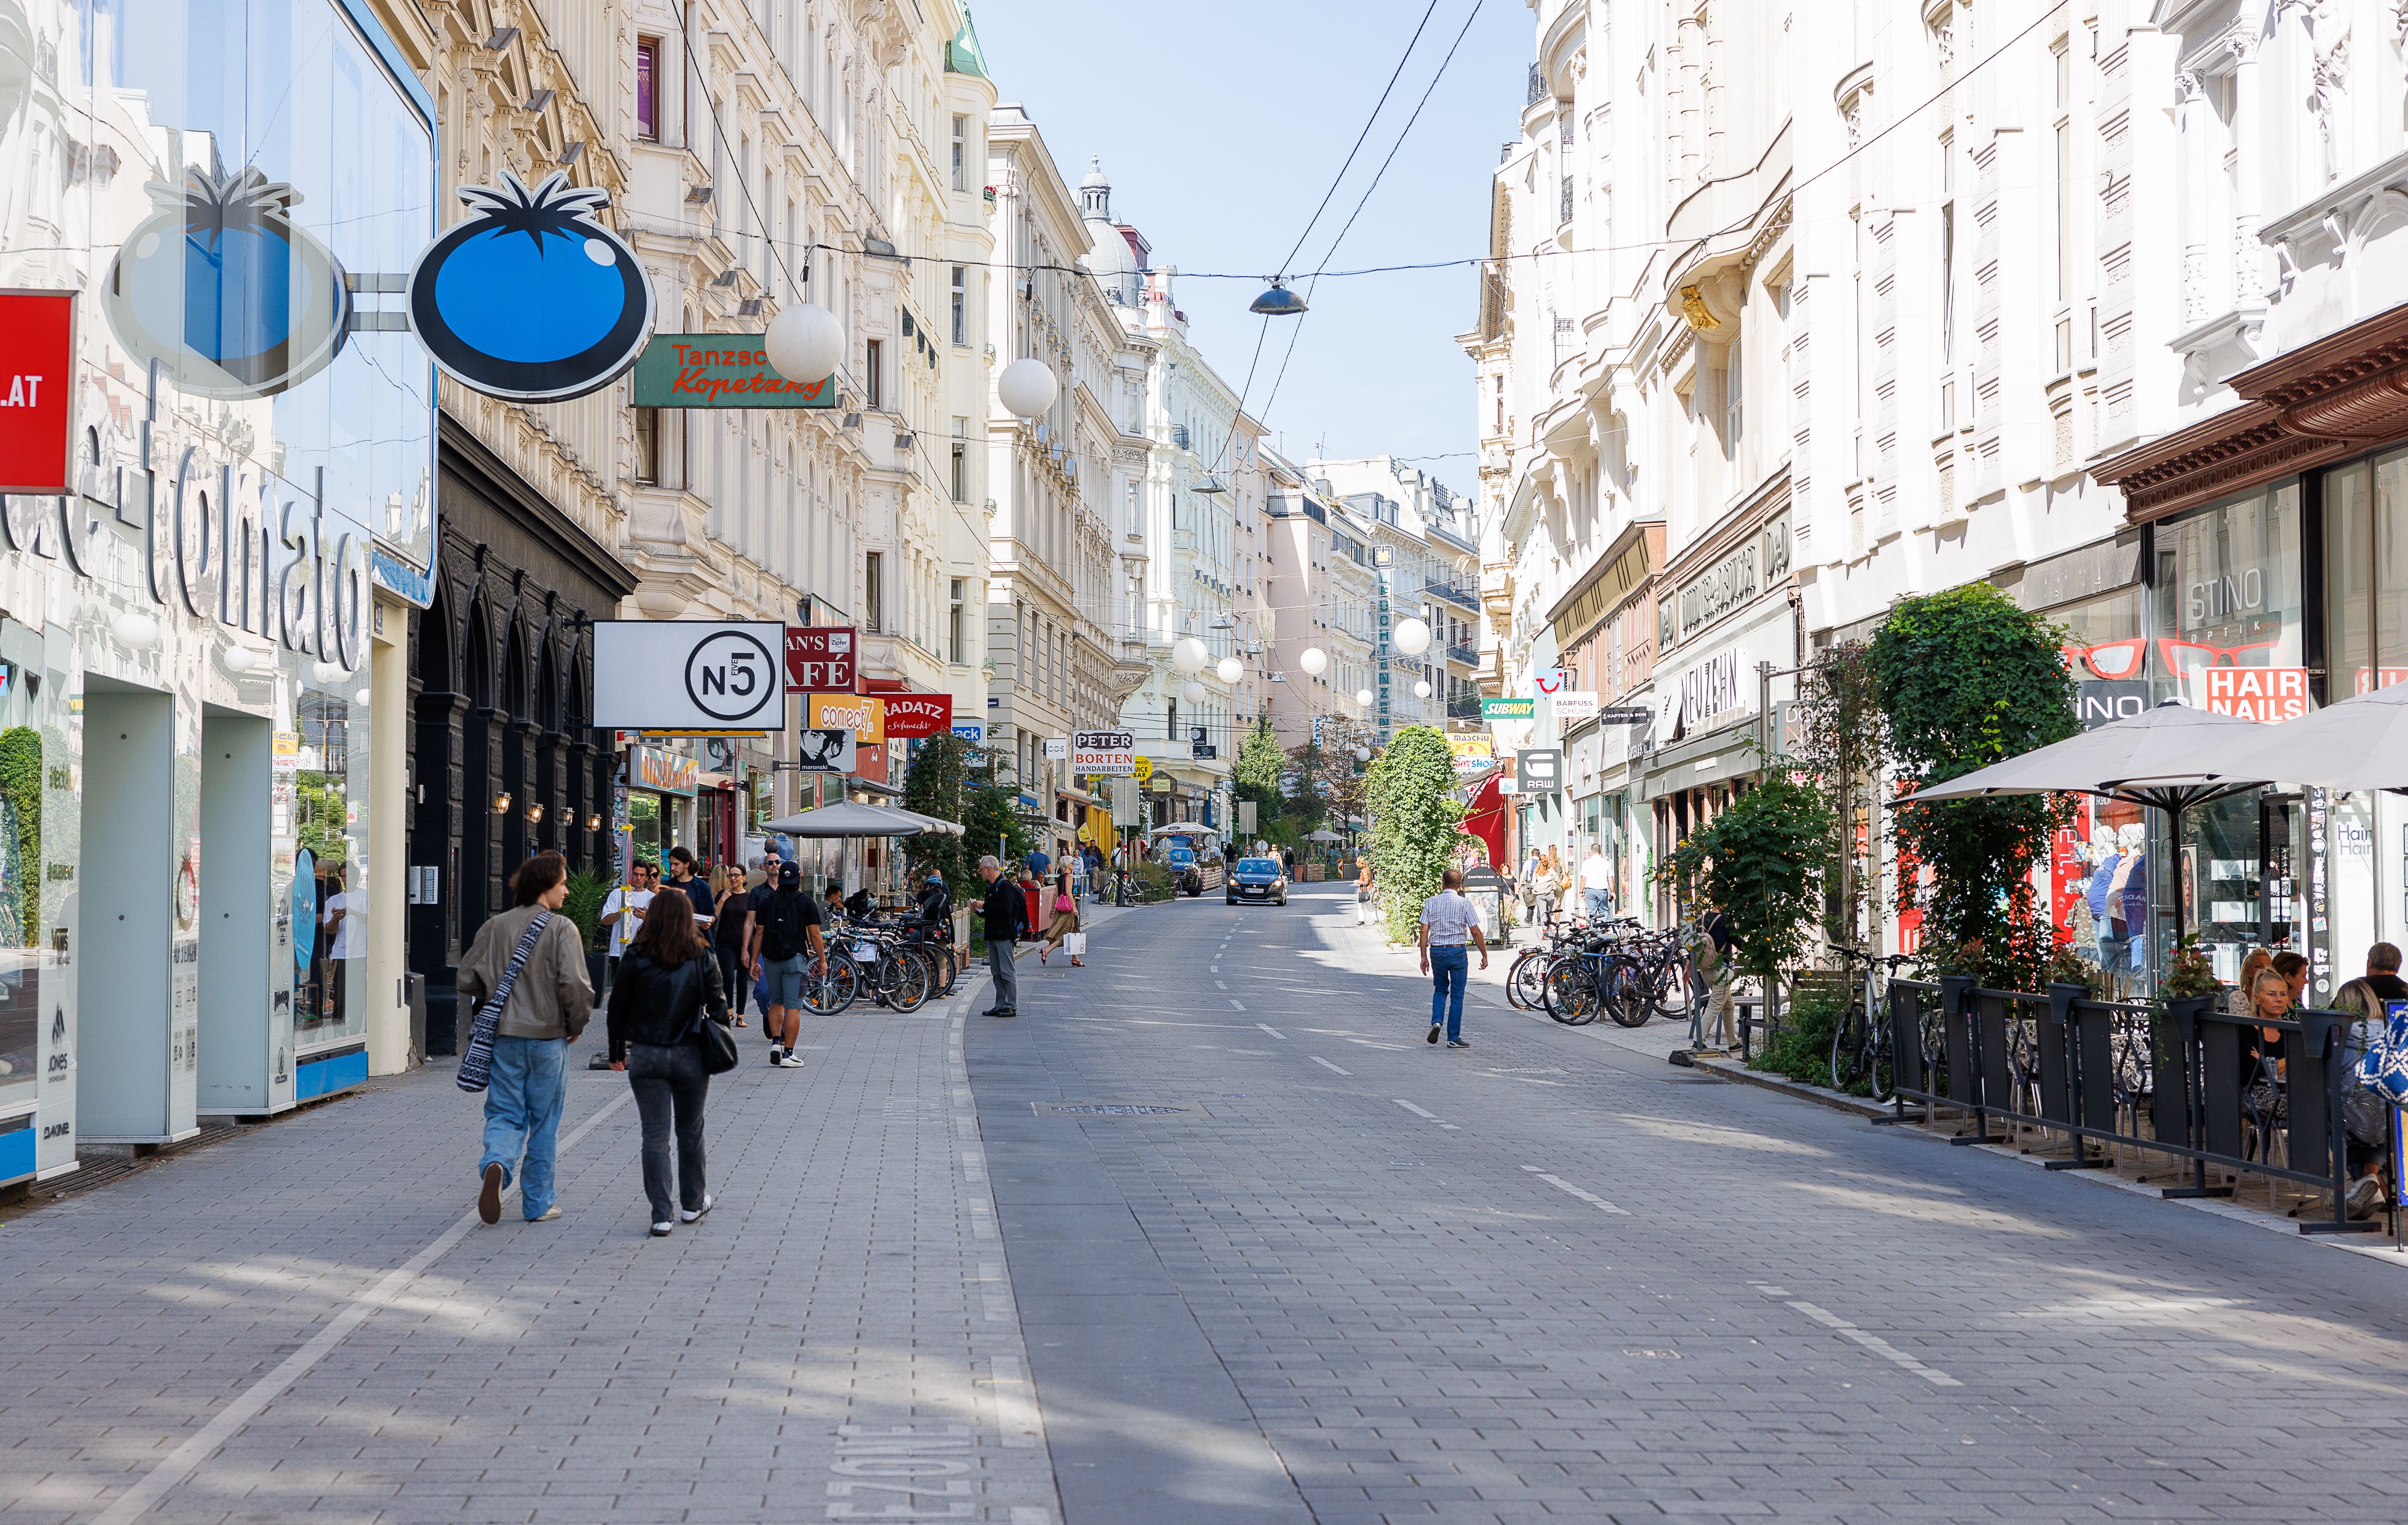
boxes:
[881,693,954,739]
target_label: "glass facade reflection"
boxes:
[0,0,434,1182]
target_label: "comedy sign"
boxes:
[591,621,784,731]
[808,691,884,744]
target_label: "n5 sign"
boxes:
[591,621,786,730]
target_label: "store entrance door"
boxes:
[197,711,282,1116]
[2259,792,2303,956]
[78,681,196,1143]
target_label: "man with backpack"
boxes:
[2335,941,2408,1218]
[749,862,824,1068]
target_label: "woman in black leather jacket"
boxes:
[607,889,731,1237]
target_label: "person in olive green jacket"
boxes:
[459,852,595,1225]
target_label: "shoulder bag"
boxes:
[690,995,740,1075]
[456,912,554,1093]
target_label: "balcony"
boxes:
[1423,581,1478,612]
[1527,63,1545,107]
[1447,696,1482,721]
[1446,642,1478,667]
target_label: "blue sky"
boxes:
[969,0,1528,496]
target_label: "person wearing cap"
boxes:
[748,861,824,1068]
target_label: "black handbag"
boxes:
[691,1007,740,1075]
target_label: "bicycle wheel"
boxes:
[1546,959,1598,1025]
[923,942,957,998]
[886,950,933,1012]
[1650,958,1692,1020]
[1606,959,1652,1027]
[1508,950,1551,1010]
[1830,1001,1864,1092]
[803,953,861,1015]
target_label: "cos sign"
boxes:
[591,620,786,730]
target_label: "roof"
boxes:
[945,10,989,78]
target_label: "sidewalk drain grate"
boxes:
[1032,1101,1211,1118]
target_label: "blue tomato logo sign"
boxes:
[407,171,654,403]
[101,169,352,400]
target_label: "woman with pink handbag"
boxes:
[1040,867,1085,967]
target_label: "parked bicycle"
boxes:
[1828,944,1918,1101]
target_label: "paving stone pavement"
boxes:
[16,888,2408,1523]
[0,988,1060,1524]
[968,883,2408,1524]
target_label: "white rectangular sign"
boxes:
[795,728,858,773]
[1552,690,1601,722]
[592,621,787,731]
[1071,728,1137,776]
[1043,737,1069,760]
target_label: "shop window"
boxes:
[636,38,660,141]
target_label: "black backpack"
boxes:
[759,890,813,960]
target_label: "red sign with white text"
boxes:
[2203,666,2311,723]
[784,626,857,691]
[0,291,77,495]
[881,693,954,739]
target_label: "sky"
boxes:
[969,0,1529,500]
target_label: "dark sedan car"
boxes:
[1225,857,1289,906]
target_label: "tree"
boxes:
[957,753,1034,873]
[1286,717,1379,841]
[1656,775,1835,989]
[1787,642,1886,945]
[1872,582,2077,980]
[1233,719,1289,844]
[902,733,971,888]
[1367,725,1460,944]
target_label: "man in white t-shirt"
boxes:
[1580,846,1615,920]
[320,864,353,1027]
[599,861,658,1004]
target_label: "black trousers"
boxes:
[716,944,749,1014]
[625,1041,709,1225]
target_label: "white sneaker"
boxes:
[774,1051,804,1068]
[650,1222,674,1237]
[766,1046,783,1066]
[680,1194,715,1223]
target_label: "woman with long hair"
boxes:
[607,887,731,1237]
[1040,865,1083,966]
[710,865,754,1028]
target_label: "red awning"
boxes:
[1461,773,1507,868]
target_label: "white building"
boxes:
[1308,457,1482,738]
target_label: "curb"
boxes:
[1690,1056,1891,1119]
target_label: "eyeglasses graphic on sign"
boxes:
[2064,639,2146,681]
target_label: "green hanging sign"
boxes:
[1480,698,1536,722]
[630,333,836,408]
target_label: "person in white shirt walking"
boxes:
[600,862,657,1005]
[1418,868,1489,1048]
[1580,846,1615,921]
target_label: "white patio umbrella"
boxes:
[888,806,966,836]
[1903,701,2271,941]
[763,800,932,837]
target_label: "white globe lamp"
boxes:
[1415,679,1432,699]
[1182,680,1207,704]
[763,302,845,383]
[311,660,346,685]
[112,611,160,650]
[1392,616,1432,657]
[997,357,1059,419]
[1216,656,1243,684]
[1354,744,1372,762]
[1172,636,1209,674]
[1299,646,1327,677]
[220,646,256,675]
[1355,687,1373,707]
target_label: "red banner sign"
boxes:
[784,626,856,691]
[2203,666,2311,723]
[881,693,954,738]
[0,291,77,495]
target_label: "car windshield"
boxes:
[1238,859,1280,874]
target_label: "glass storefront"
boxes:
[0,0,433,1175]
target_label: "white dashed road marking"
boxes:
[1256,1023,1287,1040]
[1521,1165,1631,1216]
[1309,1056,1351,1075]
[1786,1298,1963,1387]
[1394,1099,1441,1119]
[1229,1000,1246,1011]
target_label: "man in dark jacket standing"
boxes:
[978,855,1029,1017]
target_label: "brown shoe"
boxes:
[477,1163,504,1225]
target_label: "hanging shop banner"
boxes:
[1518,749,1564,793]
[808,691,885,744]
[1043,737,1069,760]
[1531,668,1571,697]
[785,626,858,690]
[0,291,78,493]
[952,722,984,744]
[1481,697,1535,722]
[1447,732,1494,776]
[1072,729,1136,776]
[2201,666,2313,723]
[625,745,700,796]
[881,693,955,739]
[630,335,837,407]
[1552,691,1601,722]
[408,171,656,403]
[796,728,858,773]
[591,620,785,730]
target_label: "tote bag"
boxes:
[457,913,553,1093]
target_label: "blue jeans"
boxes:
[1584,888,1613,919]
[479,1035,569,1220]
[1428,945,1468,1041]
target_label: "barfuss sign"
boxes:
[592,620,785,731]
